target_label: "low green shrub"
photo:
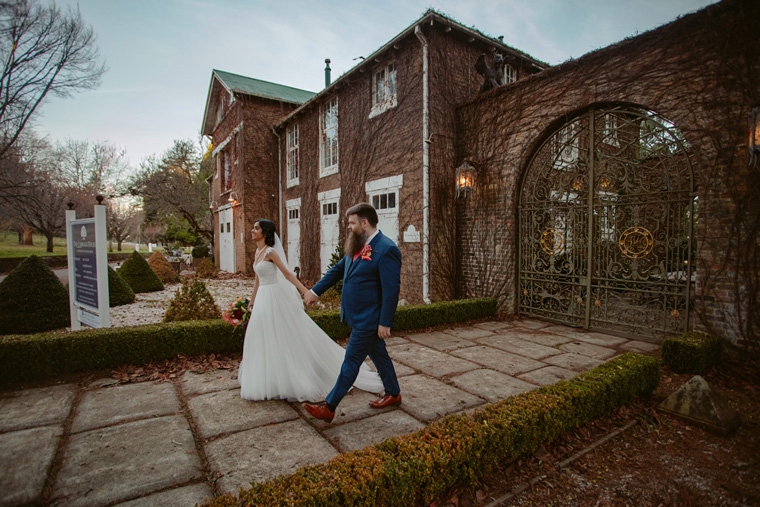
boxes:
[192,244,210,258]
[204,353,660,506]
[164,277,221,322]
[0,320,244,382]
[661,331,723,374]
[108,266,135,307]
[0,255,70,334]
[117,251,164,293]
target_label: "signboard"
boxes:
[71,220,98,309]
[66,204,110,330]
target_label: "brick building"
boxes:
[202,1,759,344]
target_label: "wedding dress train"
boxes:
[238,251,384,401]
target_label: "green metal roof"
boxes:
[213,69,316,104]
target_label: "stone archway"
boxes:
[518,106,695,339]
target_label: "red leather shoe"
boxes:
[303,402,335,423]
[369,394,402,409]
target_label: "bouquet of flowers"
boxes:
[222,297,251,330]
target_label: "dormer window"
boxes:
[369,63,397,118]
[503,64,517,85]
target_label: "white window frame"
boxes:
[369,62,397,119]
[286,123,299,187]
[552,123,579,171]
[366,175,403,244]
[503,64,517,85]
[602,113,620,147]
[320,97,339,177]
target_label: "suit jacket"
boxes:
[312,231,401,331]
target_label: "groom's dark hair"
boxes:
[256,219,276,247]
[346,203,378,227]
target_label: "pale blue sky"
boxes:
[36,0,717,169]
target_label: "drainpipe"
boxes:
[415,24,431,304]
[272,127,282,230]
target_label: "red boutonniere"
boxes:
[360,244,373,261]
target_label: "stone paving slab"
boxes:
[472,320,514,331]
[389,342,480,377]
[188,389,299,439]
[398,374,484,422]
[618,339,660,354]
[0,384,75,432]
[476,334,563,360]
[72,382,180,433]
[543,352,604,372]
[114,483,214,507]
[0,425,63,506]
[179,369,240,397]
[383,336,409,347]
[451,345,546,376]
[205,419,339,495]
[520,331,574,347]
[294,388,395,429]
[559,341,618,360]
[559,330,629,347]
[53,415,201,507]
[324,410,426,452]
[449,369,536,403]
[406,330,477,351]
[517,365,579,386]
[441,327,496,340]
[512,318,552,330]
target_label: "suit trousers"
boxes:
[325,327,401,410]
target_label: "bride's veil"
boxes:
[273,233,303,305]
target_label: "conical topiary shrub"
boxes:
[148,251,180,284]
[117,251,164,293]
[163,276,221,322]
[108,265,135,307]
[195,257,218,279]
[0,255,70,334]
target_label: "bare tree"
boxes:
[56,138,130,195]
[0,0,106,161]
[106,198,141,251]
[131,139,212,243]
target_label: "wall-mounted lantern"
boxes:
[227,191,240,206]
[455,162,474,198]
[208,200,218,210]
[749,107,760,167]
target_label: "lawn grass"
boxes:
[0,231,68,257]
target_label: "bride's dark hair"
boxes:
[256,219,276,247]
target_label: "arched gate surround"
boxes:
[517,106,695,339]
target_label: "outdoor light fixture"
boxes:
[455,162,474,198]
[208,200,218,210]
[227,192,240,205]
[749,107,760,167]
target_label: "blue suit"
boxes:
[312,231,402,409]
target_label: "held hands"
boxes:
[303,290,319,306]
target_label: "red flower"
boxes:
[360,245,373,261]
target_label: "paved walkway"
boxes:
[0,318,659,506]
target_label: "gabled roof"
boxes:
[274,8,550,128]
[201,70,316,136]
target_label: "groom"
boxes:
[302,203,402,423]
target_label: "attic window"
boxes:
[503,64,516,85]
[369,63,397,118]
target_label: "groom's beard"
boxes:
[345,229,367,258]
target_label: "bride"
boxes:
[238,219,384,401]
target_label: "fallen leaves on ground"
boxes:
[110,352,241,384]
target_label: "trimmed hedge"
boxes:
[117,251,164,293]
[0,251,149,274]
[203,353,661,506]
[148,251,180,284]
[0,298,497,383]
[308,297,498,340]
[0,255,70,334]
[164,277,221,322]
[0,320,244,382]
[108,266,135,307]
[661,331,723,374]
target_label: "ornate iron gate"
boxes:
[518,107,695,338]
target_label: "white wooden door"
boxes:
[286,203,301,271]
[219,207,235,272]
[320,199,339,275]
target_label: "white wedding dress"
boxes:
[238,249,384,402]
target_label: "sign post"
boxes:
[66,198,110,330]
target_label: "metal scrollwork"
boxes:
[540,228,565,255]
[618,227,654,259]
